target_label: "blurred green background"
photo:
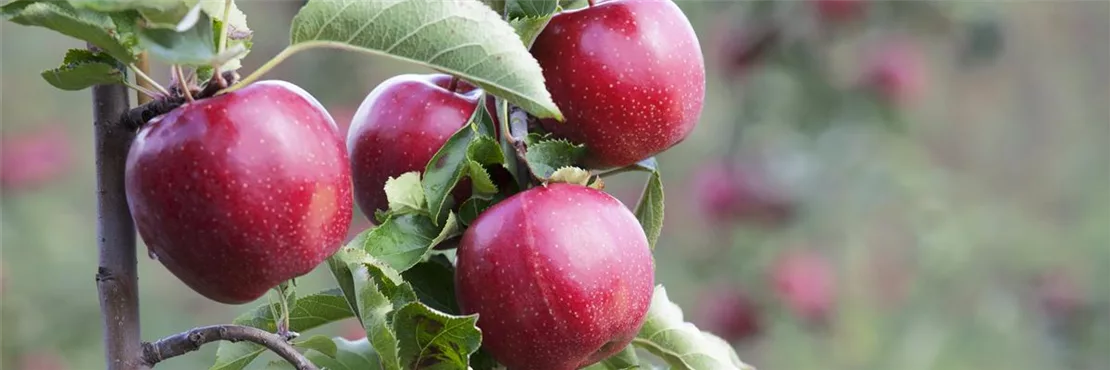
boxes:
[2,1,1107,369]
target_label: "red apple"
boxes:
[863,40,925,105]
[692,162,793,227]
[713,19,779,79]
[532,0,705,169]
[126,80,352,304]
[0,124,73,191]
[348,74,480,217]
[814,0,866,23]
[456,183,654,370]
[694,288,762,343]
[19,351,66,370]
[1036,269,1086,319]
[771,250,836,323]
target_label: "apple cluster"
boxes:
[122,0,704,369]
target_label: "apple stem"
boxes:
[174,65,195,103]
[89,42,144,370]
[448,76,461,93]
[128,63,170,97]
[135,53,155,105]
[217,0,233,54]
[140,324,318,370]
[587,0,595,6]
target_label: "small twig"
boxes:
[447,76,460,93]
[129,63,170,97]
[122,82,160,100]
[140,324,318,370]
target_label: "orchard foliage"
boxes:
[2,0,748,369]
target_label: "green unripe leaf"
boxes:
[290,0,562,120]
[506,0,558,18]
[40,49,125,90]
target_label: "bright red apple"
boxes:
[814,0,866,23]
[456,183,655,370]
[533,0,705,169]
[772,249,836,323]
[348,74,480,217]
[126,80,352,304]
[863,40,925,105]
[694,288,763,343]
[0,125,73,191]
[692,162,794,227]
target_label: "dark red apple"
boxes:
[348,74,481,217]
[0,124,73,191]
[814,0,866,23]
[694,288,762,343]
[126,80,352,304]
[456,183,654,370]
[692,162,793,227]
[863,40,925,105]
[532,0,705,169]
[771,249,836,323]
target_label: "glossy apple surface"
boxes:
[348,74,480,217]
[532,0,705,169]
[126,80,352,304]
[456,183,654,370]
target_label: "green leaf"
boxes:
[423,124,477,224]
[632,286,754,370]
[2,0,139,63]
[508,15,553,49]
[349,213,460,273]
[458,197,494,226]
[583,344,640,369]
[467,135,505,166]
[401,256,459,314]
[506,0,558,18]
[137,7,216,65]
[384,171,426,215]
[634,169,664,250]
[345,250,418,370]
[393,302,482,370]
[40,49,125,90]
[525,139,586,179]
[289,0,562,120]
[334,337,381,369]
[68,0,180,12]
[305,350,351,370]
[296,335,339,357]
[211,289,353,370]
[467,161,499,195]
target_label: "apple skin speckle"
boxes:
[455,183,654,370]
[125,80,353,305]
[347,74,480,218]
[532,0,705,169]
